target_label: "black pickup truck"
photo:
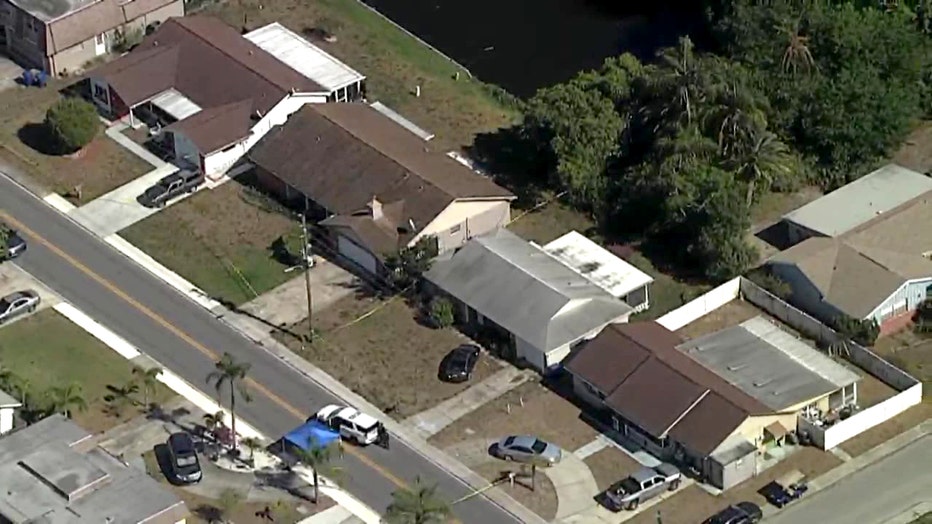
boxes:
[137,170,205,208]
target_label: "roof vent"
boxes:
[408,218,417,232]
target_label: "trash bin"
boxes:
[22,70,33,87]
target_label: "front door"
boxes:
[94,33,106,56]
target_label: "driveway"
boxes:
[0,54,23,91]
[764,434,931,524]
[68,164,187,236]
[0,262,59,316]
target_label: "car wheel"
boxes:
[28,305,36,313]
[503,454,512,461]
[626,499,639,511]
[669,479,681,490]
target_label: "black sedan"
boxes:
[439,344,480,383]
[704,502,762,524]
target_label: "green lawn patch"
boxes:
[0,309,174,433]
[121,181,303,306]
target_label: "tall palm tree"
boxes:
[293,436,341,504]
[206,353,251,451]
[46,382,88,418]
[703,82,768,159]
[731,129,794,206]
[645,36,708,129]
[241,436,264,463]
[384,476,451,524]
[104,380,140,418]
[781,19,816,74]
[132,365,162,410]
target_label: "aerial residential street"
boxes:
[765,434,931,524]
[0,172,520,523]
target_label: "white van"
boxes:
[315,404,380,445]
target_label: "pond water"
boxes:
[361,0,701,97]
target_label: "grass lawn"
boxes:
[0,84,151,203]
[911,512,932,524]
[473,461,558,521]
[142,451,330,524]
[122,181,304,306]
[429,380,599,453]
[203,0,518,150]
[277,295,503,419]
[506,198,597,245]
[0,309,174,433]
[584,447,641,492]
[628,249,711,321]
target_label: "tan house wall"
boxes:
[728,395,831,448]
[413,199,511,253]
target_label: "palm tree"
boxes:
[384,476,451,524]
[46,382,88,418]
[8,374,30,406]
[703,82,768,159]
[293,436,342,504]
[645,36,708,129]
[730,129,794,206]
[203,410,226,435]
[132,365,162,410]
[241,436,264,464]
[781,19,816,74]
[206,353,251,451]
[103,380,140,418]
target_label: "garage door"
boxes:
[338,235,378,275]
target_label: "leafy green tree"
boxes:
[104,380,140,418]
[132,365,162,410]
[44,97,100,154]
[384,477,451,524]
[206,353,251,451]
[643,37,710,130]
[46,382,88,418]
[385,236,439,291]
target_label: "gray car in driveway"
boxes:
[603,463,682,511]
[491,435,563,466]
[0,290,40,324]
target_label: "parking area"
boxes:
[0,262,59,317]
[0,54,22,91]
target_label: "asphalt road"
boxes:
[0,173,519,523]
[765,434,931,524]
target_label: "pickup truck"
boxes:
[137,169,204,208]
[602,463,682,511]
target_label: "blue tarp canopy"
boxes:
[283,420,340,450]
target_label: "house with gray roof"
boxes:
[772,164,932,334]
[0,414,188,524]
[424,229,633,372]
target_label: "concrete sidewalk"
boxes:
[106,123,167,169]
[404,366,531,437]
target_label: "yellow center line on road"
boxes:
[0,212,418,493]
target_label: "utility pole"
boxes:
[301,211,314,342]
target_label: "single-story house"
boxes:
[772,166,932,334]
[0,414,189,523]
[85,17,365,178]
[0,0,183,76]
[565,317,859,489]
[542,231,654,313]
[249,103,515,275]
[0,389,20,435]
[424,229,633,373]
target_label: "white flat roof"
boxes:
[543,231,654,298]
[150,89,202,121]
[245,23,366,93]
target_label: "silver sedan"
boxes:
[492,435,563,466]
[0,290,40,324]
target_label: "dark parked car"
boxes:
[167,432,202,484]
[137,170,204,208]
[704,502,763,524]
[0,290,40,324]
[439,344,480,382]
[3,228,26,260]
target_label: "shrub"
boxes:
[44,97,100,154]
[746,267,792,300]
[832,315,880,347]
[428,297,455,329]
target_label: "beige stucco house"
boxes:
[0,0,183,76]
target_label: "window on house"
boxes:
[92,83,107,101]
[450,224,461,235]
[95,33,105,45]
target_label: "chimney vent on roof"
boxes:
[408,218,417,232]
[368,196,383,220]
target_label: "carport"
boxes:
[131,88,202,129]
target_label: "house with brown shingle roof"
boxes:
[249,103,516,275]
[85,16,366,178]
[564,318,859,489]
[0,0,183,75]
[772,164,932,334]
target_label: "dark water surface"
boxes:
[361,0,699,98]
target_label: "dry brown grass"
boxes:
[429,380,599,453]
[584,447,642,492]
[839,403,932,457]
[472,462,559,521]
[203,0,517,150]
[122,181,301,305]
[625,447,842,524]
[894,121,932,173]
[0,84,151,202]
[277,295,503,419]
[676,300,766,340]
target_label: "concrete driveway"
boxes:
[0,262,59,320]
[0,54,23,91]
[68,164,188,236]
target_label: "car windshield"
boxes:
[531,439,547,454]
[619,477,640,494]
[0,299,10,312]
[176,455,197,467]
